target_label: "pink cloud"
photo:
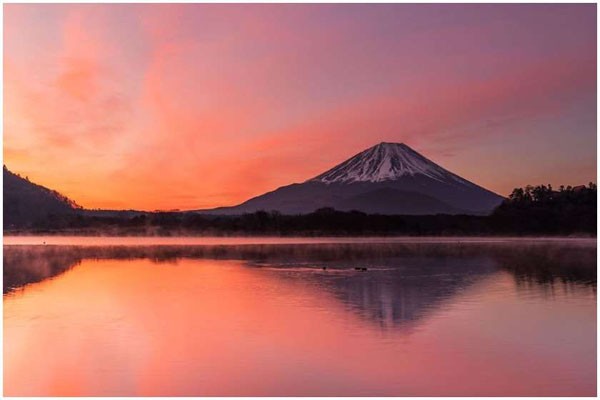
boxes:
[3,4,596,210]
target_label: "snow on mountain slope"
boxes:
[199,142,505,215]
[311,142,470,185]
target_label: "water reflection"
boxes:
[4,242,596,329]
[3,241,596,396]
[253,256,497,330]
[4,245,82,294]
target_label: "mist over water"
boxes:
[3,238,596,396]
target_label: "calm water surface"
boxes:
[3,237,596,396]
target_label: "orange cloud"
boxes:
[3,4,596,210]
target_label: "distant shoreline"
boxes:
[3,229,596,238]
[3,234,596,247]
[5,185,596,238]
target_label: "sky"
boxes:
[3,4,597,211]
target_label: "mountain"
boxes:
[202,142,504,215]
[4,165,80,228]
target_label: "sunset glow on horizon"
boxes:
[4,3,597,211]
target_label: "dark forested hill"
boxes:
[490,183,596,234]
[3,166,596,236]
[4,165,80,228]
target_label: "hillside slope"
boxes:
[4,166,80,228]
[200,143,504,215]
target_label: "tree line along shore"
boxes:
[4,183,596,236]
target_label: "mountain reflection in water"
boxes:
[4,240,597,396]
[4,241,595,331]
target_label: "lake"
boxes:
[3,237,596,396]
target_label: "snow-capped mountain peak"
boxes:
[310,142,465,184]
[201,141,503,215]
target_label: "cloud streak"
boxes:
[4,4,596,210]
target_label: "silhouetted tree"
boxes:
[7,183,595,237]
